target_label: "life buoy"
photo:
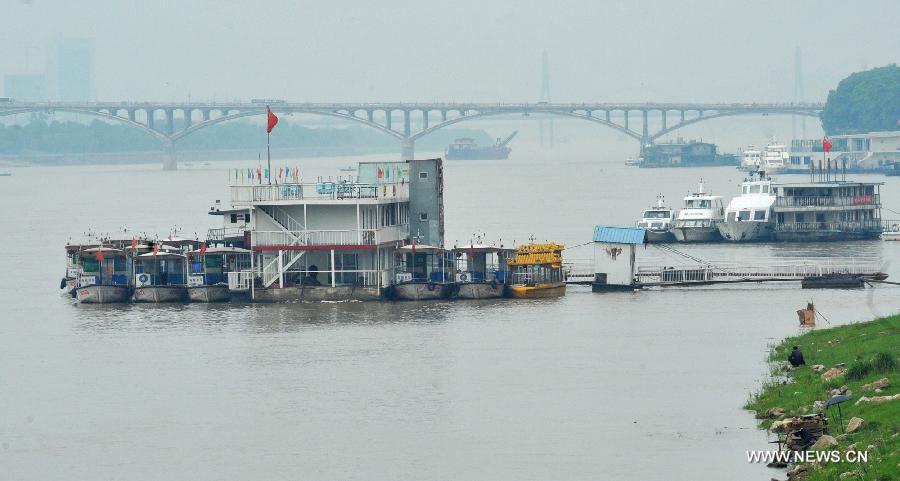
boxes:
[891,224,899,233]
[459,272,468,282]
[427,283,436,291]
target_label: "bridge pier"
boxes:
[403,110,411,137]
[165,109,175,135]
[162,138,177,170]
[183,108,192,128]
[401,138,414,160]
[146,109,156,131]
[422,110,429,130]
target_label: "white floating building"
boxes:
[224,158,444,301]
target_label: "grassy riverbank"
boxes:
[746,315,899,480]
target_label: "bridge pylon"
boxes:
[401,138,415,161]
[162,138,177,171]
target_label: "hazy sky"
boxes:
[2,0,898,103]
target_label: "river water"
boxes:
[2,148,900,480]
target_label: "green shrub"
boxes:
[846,360,872,381]
[871,352,896,373]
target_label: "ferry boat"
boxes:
[133,249,189,302]
[186,246,251,302]
[637,195,676,243]
[718,171,777,242]
[672,179,725,243]
[390,243,454,300]
[445,131,516,160]
[507,242,566,298]
[762,137,789,173]
[452,240,513,299]
[739,145,762,171]
[771,180,883,241]
[62,239,101,295]
[73,247,132,303]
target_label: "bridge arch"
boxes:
[0,107,168,141]
[408,108,643,142]
[650,109,822,141]
[171,108,406,142]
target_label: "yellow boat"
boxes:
[507,242,566,298]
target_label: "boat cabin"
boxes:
[395,244,452,284]
[451,243,512,284]
[79,247,129,288]
[772,181,883,241]
[188,246,251,287]
[135,251,188,287]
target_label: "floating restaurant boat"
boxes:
[74,247,132,304]
[186,246,251,302]
[637,195,676,243]
[672,179,725,243]
[452,241,513,299]
[507,242,566,298]
[133,249,188,302]
[718,171,776,242]
[771,180,883,241]
[391,243,454,300]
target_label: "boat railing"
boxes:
[635,259,883,283]
[228,271,253,291]
[230,181,409,205]
[252,229,380,247]
[774,195,879,208]
[775,220,883,232]
[206,227,247,242]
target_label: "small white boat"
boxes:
[186,246,251,302]
[672,179,725,243]
[637,195,676,243]
[625,157,640,166]
[739,145,762,172]
[133,250,188,302]
[452,241,513,299]
[719,171,776,242]
[74,247,132,304]
[391,244,453,300]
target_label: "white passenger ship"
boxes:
[718,171,776,242]
[740,145,762,171]
[672,179,725,242]
[762,137,789,173]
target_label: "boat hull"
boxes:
[133,285,187,303]
[646,230,675,243]
[393,282,451,300]
[456,282,504,299]
[187,285,231,302]
[718,220,774,242]
[508,283,566,299]
[76,285,131,304]
[672,226,722,243]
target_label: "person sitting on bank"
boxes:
[788,346,805,367]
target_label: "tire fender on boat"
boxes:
[427,283,436,291]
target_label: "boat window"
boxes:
[727,212,736,222]
[637,222,649,228]
[419,212,428,221]
[742,186,749,194]
[230,214,238,223]
[645,210,668,219]
[738,211,751,221]
[749,185,761,194]
[699,200,710,208]
[244,213,251,223]
[762,185,769,194]
[419,172,428,180]
[753,211,766,221]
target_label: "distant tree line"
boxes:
[0,116,494,155]
[821,64,900,135]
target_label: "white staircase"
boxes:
[257,206,307,288]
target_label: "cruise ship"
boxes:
[672,180,725,242]
[762,137,789,173]
[718,172,776,242]
[740,145,762,171]
[771,180,883,241]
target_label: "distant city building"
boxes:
[57,38,93,101]
[3,73,48,101]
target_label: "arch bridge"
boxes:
[0,101,824,169]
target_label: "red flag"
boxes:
[411,239,416,256]
[823,137,832,153]
[153,243,159,256]
[470,241,475,260]
[131,237,137,250]
[200,243,207,256]
[267,107,278,133]
[96,248,105,262]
